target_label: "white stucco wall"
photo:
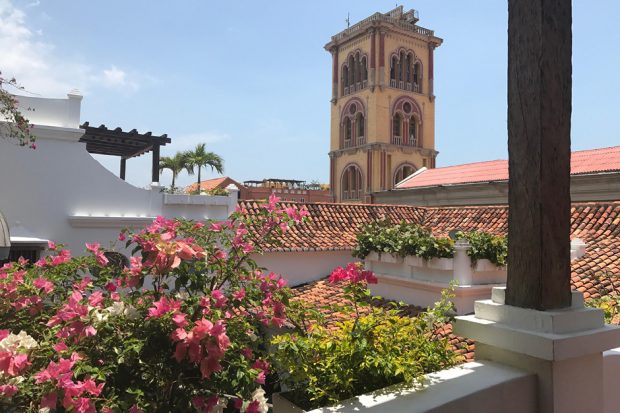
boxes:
[273,361,536,413]
[253,250,355,286]
[0,93,237,256]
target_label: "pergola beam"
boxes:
[505,0,572,309]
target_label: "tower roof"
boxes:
[325,5,442,49]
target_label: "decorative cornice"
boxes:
[330,143,438,157]
[68,216,156,228]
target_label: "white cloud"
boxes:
[0,0,144,97]
[166,131,231,153]
[102,65,139,92]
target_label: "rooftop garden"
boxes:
[0,196,460,412]
[353,220,508,267]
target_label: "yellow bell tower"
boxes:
[325,6,442,203]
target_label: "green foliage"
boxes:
[272,282,460,410]
[585,295,618,324]
[184,143,224,187]
[455,231,508,267]
[353,221,454,260]
[353,221,507,266]
[0,72,36,148]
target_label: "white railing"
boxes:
[357,136,366,145]
[342,81,368,97]
[392,135,402,145]
[404,137,418,147]
[330,11,434,42]
[343,139,353,148]
[342,190,361,200]
[389,80,422,93]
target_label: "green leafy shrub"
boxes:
[271,264,459,410]
[353,221,507,265]
[455,231,508,267]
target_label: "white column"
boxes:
[455,287,620,413]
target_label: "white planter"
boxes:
[272,393,308,413]
[380,253,403,264]
[426,257,454,270]
[366,251,380,262]
[404,255,425,268]
[474,259,504,272]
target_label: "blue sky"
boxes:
[2,0,619,189]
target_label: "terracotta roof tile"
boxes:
[290,277,476,360]
[255,200,620,363]
[397,146,620,189]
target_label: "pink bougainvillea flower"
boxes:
[146,296,182,319]
[33,277,54,294]
[40,391,57,409]
[0,384,18,398]
[48,240,57,250]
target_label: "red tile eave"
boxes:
[398,145,620,189]
[271,200,620,363]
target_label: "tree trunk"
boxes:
[505,0,572,310]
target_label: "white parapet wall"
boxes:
[365,241,506,314]
[0,93,238,256]
[253,250,355,287]
[272,361,536,413]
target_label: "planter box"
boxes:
[474,259,503,272]
[380,253,403,264]
[426,257,454,271]
[273,362,536,413]
[404,255,425,267]
[272,393,308,413]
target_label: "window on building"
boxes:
[394,164,417,186]
[0,246,40,267]
[390,56,397,82]
[392,113,402,144]
[356,113,365,143]
[341,165,363,201]
[413,62,422,92]
[344,118,352,145]
[409,116,418,146]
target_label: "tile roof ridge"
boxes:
[432,159,508,169]
[572,145,620,154]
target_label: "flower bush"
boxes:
[271,263,460,410]
[353,220,507,266]
[0,194,308,412]
[0,72,36,149]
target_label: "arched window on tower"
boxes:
[342,164,363,201]
[390,56,397,87]
[392,113,402,145]
[409,115,418,147]
[348,55,355,88]
[356,113,365,145]
[406,53,413,84]
[413,62,422,93]
[342,65,349,95]
[394,163,417,186]
[361,56,368,86]
[344,118,352,147]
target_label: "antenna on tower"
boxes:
[346,12,350,28]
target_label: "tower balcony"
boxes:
[343,135,366,149]
[342,80,368,97]
[390,79,422,93]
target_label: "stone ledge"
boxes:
[455,314,620,361]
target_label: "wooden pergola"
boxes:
[79,122,171,183]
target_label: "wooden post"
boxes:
[505,0,572,309]
[151,145,160,184]
[120,158,126,181]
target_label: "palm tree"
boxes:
[184,143,224,189]
[159,152,187,188]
